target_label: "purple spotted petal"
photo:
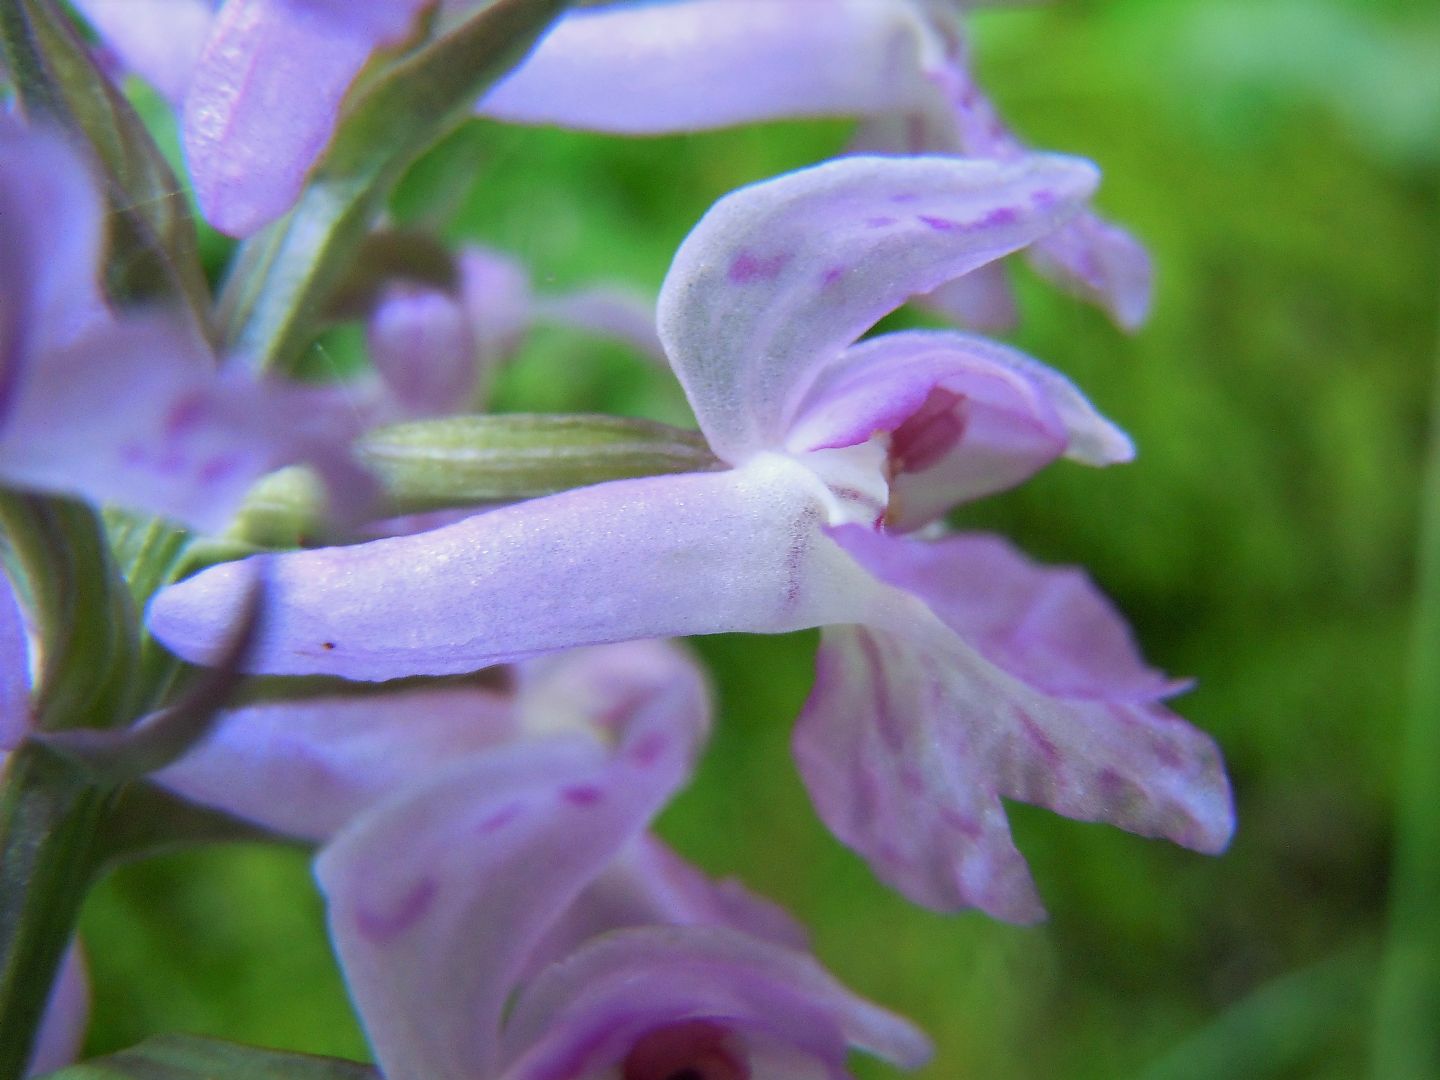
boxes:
[72,0,215,102]
[367,282,480,417]
[927,41,1155,329]
[794,623,1047,921]
[27,941,88,1077]
[656,154,1098,461]
[501,926,931,1080]
[793,529,1233,917]
[149,457,878,679]
[479,0,933,133]
[315,687,703,1080]
[183,0,430,234]
[0,317,367,532]
[786,330,1132,530]
[0,566,31,751]
[156,682,518,840]
[1027,212,1154,332]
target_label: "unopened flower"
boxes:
[152,153,1232,921]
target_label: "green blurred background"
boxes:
[82,0,1440,1076]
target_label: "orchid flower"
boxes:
[152,153,1232,921]
[366,246,664,421]
[157,639,928,1080]
[0,120,366,532]
[0,571,91,1075]
[75,0,1147,329]
[479,0,1151,330]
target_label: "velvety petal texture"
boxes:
[150,457,880,678]
[479,0,935,133]
[657,153,1097,461]
[184,0,431,234]
[794,527,1234,918]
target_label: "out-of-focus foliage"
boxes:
[82,0,1439,1077]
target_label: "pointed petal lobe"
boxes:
[657,154,1098,461]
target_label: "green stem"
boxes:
[1372,264,1440,1076]
[0,747,114,1080]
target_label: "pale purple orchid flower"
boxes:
[76,0,1147,328]
[158,640,928,1080]
[478,0,1151,330]
[0,121,367,532]
[366,246,664,420]
[0,571,90,1075]
[151,154,1232,921]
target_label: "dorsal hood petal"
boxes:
[657,154,1099,463]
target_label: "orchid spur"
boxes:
[152,152,1233,922]
[157,641,930,1080]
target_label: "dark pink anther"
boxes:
[727,251,790,284]
[355,877,437,942]
[889,386,968,476]
[622,1021,749,1080]
[562,784,603,807]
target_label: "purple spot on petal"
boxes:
[918,215,958,232]
[1031,189,1058,210]
[727,250,790,284]
[1016,710,1061,767]
[562,784,602,807]
[478,803,522,834]
[890,192,920,204]
[979,207,1020,228]
[820,265,846,288]
[864,215,898,229]
[355,877,436,942]
[198,454,241,484]
[940,806,983,840]
[120,442,148,467]
[899,762,925,795]
[164,393,209,437]
[627,732,668,767]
